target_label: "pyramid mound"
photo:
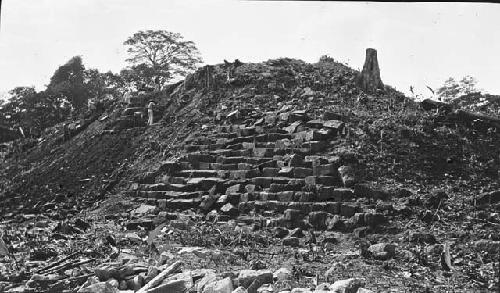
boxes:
[0,57,499,292]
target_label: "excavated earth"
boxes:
[0,58,499,292]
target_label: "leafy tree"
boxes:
[123,30,203,89]
[458,76,478,95]
[436,75,479,101]
[47,56,88,109]
[319,55,335,63]
[0,57,123,141]
[119,64,160,90]
[84,69,124,100]
[2,87,70,137]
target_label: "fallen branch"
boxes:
[37,252,80,273]
[136,261,183,293]
[44,258,95,275]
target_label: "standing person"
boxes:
[88,99,96,112]
[147,101,155,126]
[154,76,161,91]
[123,91,132,106]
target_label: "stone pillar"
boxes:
[357,48,384,93]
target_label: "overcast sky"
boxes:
[1,1,499,99]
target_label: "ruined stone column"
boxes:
[357,48,384,93]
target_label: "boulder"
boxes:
[363,213,386,228]
[196,271,217,292]
[244,272,273,293]
[409,232,437,244]
[288,154,305,167]
[284,209,304,222]
[353,227,369,238]
[326,215,344,231]
[367,243,396,260]
[293,167,313,178]
[221,203,239,218]
[290,288,312,293]
[77,282,119,293]
[323,112,343,121]
[273,268,292,281]
[203,277,234,293]
[338,166,356,187]
[308,211,328,230]
[130,204,157,216]
[329,278,365,293]
[353,184,390,200]
[273,227,289,239]
[356,289,374,293]
[323,120,345,133]
[284,121,302,134]
[148,277,192,293]
[313,164,336,176]
[315,283,331,291]
[226,184,243,195]
[237,270,273,288]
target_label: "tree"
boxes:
[47,56,88,109]
[436,75,479,101]
[123,30,203,88]
[318,55,335,63]
[2,87,70,137]
[84,69,124,100]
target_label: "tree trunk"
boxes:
[357,48,384,93]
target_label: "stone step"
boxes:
[226,136,257,145]
[300,141,327,153]
[255,133,293,142]
[184,144,224,152]
[136,190,203,199]
[251,191,315,202]
[209,163,240,170]
[215,126,288,136]
[222,132,294,147]
[218,169,261,180]
[159,176,187,184]
[269,182,305,193]
[238,200,359,216]
[183,153,218,169]
[209,149,253,157]
[176,169,220,178]
[185,177,227,191]
[305,176,342,187]
[158,161,182,175]
[137,183,198,192]
[207,132,238,139]
[164,198,203,210]
[216,156,273,165]
[251,176,302,188]
[184,137,217,145]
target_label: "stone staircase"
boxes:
[111,95,148,130]
[127,107,391,232]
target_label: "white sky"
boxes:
[1,0,499,99]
